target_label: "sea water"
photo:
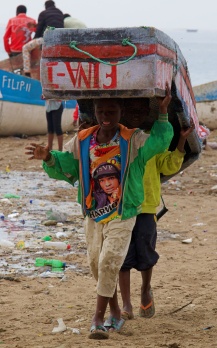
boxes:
[165,29,217,86]
[0,26,217,87]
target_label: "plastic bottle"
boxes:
[35,257,66,268]
[42,235,52,241]
[0,239,15,249]
[43,241,71,250]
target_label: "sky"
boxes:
[0,0,217,31]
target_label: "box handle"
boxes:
[69,38,137,66]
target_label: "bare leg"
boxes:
[91,294,110,327]
[104,287,125,332]
[57,134,63,151]
[91,287,121,325]
[141,267,153,306]
[119,270,133,317]
[108,287,121,319]
[47,133,54,151]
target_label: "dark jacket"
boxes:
[35,6,64,38]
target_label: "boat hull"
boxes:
[0,69,76,136]
[0,101,74,136]
[193,81,217,130]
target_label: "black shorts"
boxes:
[46,103,63,135]
[121,213,159,271]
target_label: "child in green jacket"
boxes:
[25,84,173,339]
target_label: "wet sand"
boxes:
[0,131,217,347]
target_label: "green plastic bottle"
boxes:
[35,258,66,269]
[42,235,52,241]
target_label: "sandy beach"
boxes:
[0,130,217,348]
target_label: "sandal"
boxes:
[139,289,155,318]
[104,316,125,332]
[121,310,134,320]
[88,324,109,339]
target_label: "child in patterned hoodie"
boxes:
[25,83,174,339]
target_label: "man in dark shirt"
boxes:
[35,0,63,38]
[22,0,63,77]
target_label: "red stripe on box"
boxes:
[42,43,176,60]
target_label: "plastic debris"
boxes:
[56,232,67,238]
[39,271,65,278]
[8,212,19,218]
[67,327,80,334]
[52,318,67,333]
[202,325,214,330]
[35,258,66,269]
[5,165,11,173]
[192,223,206,226]
[42,236,52,241]
[16,241,25,249]
[4,194,20,199]
[46,209,68,222]
[43,241,71,250]
[182,238,193,244]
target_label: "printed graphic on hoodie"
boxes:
[89,130,121,223]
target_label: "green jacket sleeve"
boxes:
[42,151,79,186]
[138,114,174,166]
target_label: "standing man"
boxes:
[22,0,64,77]
[3,5,36,57]
[34,0,64,39]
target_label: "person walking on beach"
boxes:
[3,5,36,58]
[25,84,174,340]
[22,0,64,77]
[118,98,195,321]
[45,99,64,151]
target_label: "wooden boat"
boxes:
[193,81,217,130]
[40,26,202,176]
[0,48,41,81]
[0,49,76,136]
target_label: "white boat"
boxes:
[193,81,217,130]
[0,51,76,136]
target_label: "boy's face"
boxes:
[94,99,123,131]
[124,99,150,128]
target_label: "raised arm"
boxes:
[138,82,174,165]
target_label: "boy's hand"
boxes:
[180,118,195,139]
[157,82,172,114]
[177,118,195,153]
[25,143,50,161]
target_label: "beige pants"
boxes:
[22,37,43,73]
[85,216,136,297]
